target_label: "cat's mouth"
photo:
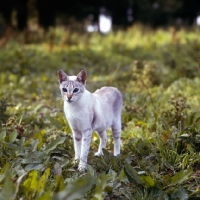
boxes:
[66,99,73,103]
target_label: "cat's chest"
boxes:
[64,104,90,126]
[64,107,83,119]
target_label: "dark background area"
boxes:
[0,0,200,32]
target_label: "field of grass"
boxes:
[0,25,200,199]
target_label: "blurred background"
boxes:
[0,0,200,43]
[0,0,200,119]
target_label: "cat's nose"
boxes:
[67,94,73,100]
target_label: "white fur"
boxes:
[58,70,122,171]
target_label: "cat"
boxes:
[57,70,123,171]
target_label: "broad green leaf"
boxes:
[34,130,46,150]
[181,154,189,169]
[137,121,147,127]
[33,104,45,114]
[162,174,171,186]
[124,162,142,184]
[22,170,39,197]
[174,187,188,200]
[44,137,66,154]
[135,138,146,152]
[171,168,192,185]
[12,162,27,177]
[25,164,45,171]
[36,191,53,200]
[92,173,109,200]
[53,176,95,200]
[4,143,19,155]
[22,151,46,164]
[102,148,110,157]
[30,139,40,152]
[54,176,65,192]
[140,175,155,187]
[108,169,117,181]
[0,169,15,200]
[0,163,10,182]
[0,130,6,141]
[9,130,18,143]
[119,169,126,181]
[37,168,50,195]
[109,156,119,171]
[47,117,64,129]
[87,164,95,176]
[18,137,26,148]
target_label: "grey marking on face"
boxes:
[61,80,84,94]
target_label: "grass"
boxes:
[0,25,200,199]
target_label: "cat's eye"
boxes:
[62,88,68,92]
[73,88,79,93]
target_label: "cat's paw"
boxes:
[94,151,103,157]
[78,164,87,172]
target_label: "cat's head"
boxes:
[57,70,87,103]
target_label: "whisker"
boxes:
[56,94,63,101]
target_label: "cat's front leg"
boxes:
[94,131,107,156]
[72,130,82,160]
[78,128,92,171]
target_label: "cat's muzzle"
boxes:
[66,94,73,101]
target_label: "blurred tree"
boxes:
[0,0,28,30]
[133,0,183,27]
[0,0,28,45]
[0,0,200,32]
[175,0,200,25]
[33,0,200,28]
[36,0,56,29]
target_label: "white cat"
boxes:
[58,70,123,171]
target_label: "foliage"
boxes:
[0,25,200,199]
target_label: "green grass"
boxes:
[0,25,200,199]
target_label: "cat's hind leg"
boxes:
[112,122,121,156]
[94,130,107,156]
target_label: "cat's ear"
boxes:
[76,70,87,85]
[57,70,69,84]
